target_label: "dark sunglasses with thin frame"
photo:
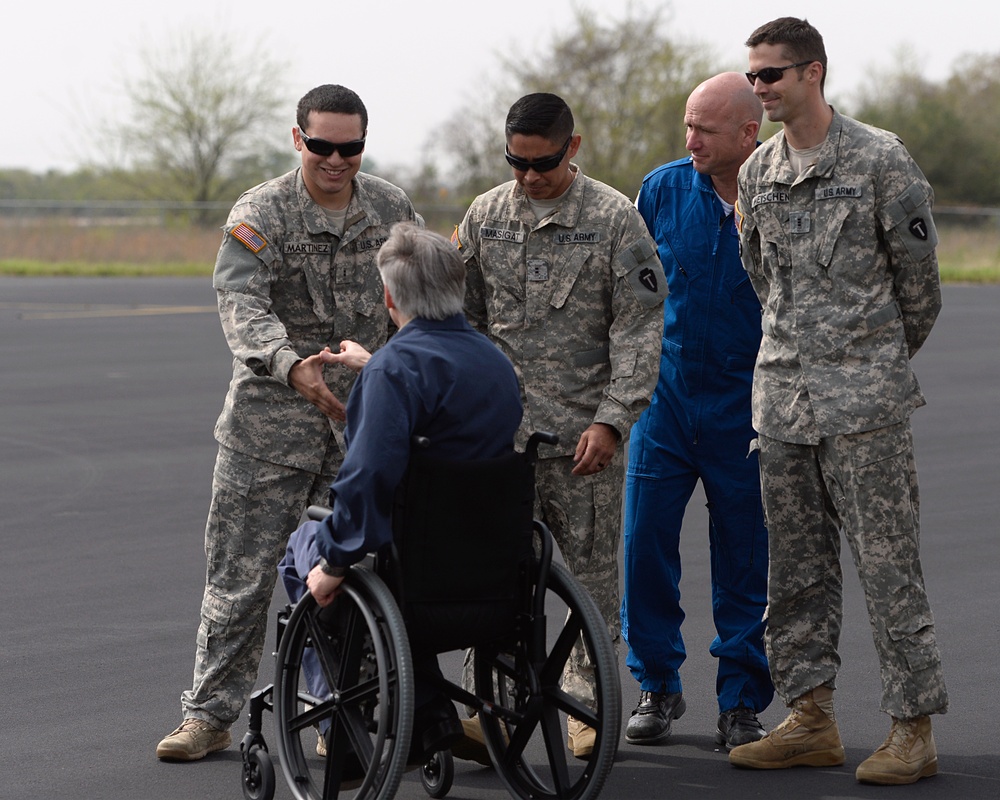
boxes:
[745,60,814,85]
[299,128,367,158]
[504,136,572,173]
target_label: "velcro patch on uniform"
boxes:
[481,226,526,243]
[554,230,602,244]
[752,190,789,208]
[230,223,267,253]
[815,185,863,200]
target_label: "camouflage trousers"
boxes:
[759,421,948,719]
[535,452,624,707]
[181,444,340,729]
[462,451,623,711]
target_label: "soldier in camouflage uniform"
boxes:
[728,18,948,786]
[156,85,419,762]
[454,93,668,759]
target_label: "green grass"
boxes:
[0,260,213,277]
[938,264,1000,283]
[2,258,996,282]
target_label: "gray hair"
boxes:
[377,223,465,320]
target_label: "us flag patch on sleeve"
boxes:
[230,223,267,253]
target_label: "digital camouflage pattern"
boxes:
[737,111,942,445]
[759,424,948,718]
[738,111,947,718]
[213,168,418,471]
[181,168,417,728]
[456,167,666,703]
[183,446,334,727]
[457,166,668,458]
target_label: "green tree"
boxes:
[433,2,717,202]
[102,29,293,220]
[853,52,1000,206]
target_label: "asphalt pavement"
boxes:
[1,277,997,800]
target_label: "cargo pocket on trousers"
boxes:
[206,453,253,573]
[195,587,236,656]
[887,603,937,673]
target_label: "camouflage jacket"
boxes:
[212,168,418,470]
[456,167,668,457]
[737,110,942,443]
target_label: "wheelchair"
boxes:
[240,432,621,800]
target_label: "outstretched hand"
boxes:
[288,349,346,422]
[320,340,372,374]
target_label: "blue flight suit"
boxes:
[620,157,773,714]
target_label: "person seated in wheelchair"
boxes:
[278,221,522,764]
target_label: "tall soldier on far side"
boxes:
[729,17,948,786]
[454,92,668,760]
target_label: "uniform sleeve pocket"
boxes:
[880,181,939,261]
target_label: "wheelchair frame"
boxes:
[240,433,621,800]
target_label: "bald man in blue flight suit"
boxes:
[620,73,774,750]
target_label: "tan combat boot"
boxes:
[855,715,938,785]
[729,685,845,769]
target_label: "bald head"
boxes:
[689,72,763,128]
[683,72,763,201]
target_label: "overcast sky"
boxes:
[3,0,996,175]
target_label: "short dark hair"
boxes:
[296,84,368,132]
[505,93,574,143]
[745,17,828,92]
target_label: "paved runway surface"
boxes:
[2,278,997,799]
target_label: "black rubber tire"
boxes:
[419,749,454,798]
[474,560,621,800]
[241,745,276,800]
[272,566,414,800]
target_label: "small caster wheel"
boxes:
[420,749,454,798]
[242,745,276,800]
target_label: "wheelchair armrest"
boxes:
[525,431,559,462]
[306,504,332,521]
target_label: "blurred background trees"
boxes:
[4,4,1000,221]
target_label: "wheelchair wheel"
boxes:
[419,749,454,798]
[241,744,276,800]
[474,561,621,800]
[273,566,414,800]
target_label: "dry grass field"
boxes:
[0,220,997,281]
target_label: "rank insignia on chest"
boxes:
[230,223,267,253]
[527,258,549,281]
[789,211,811,234]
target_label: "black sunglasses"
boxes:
[504,136,572,173]
[746,60,814,85]
[299,128,366,158]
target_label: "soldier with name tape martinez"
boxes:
[156,84,419,763]
[453,92,668,759]
[729,18,948,786]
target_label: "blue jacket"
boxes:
[312,314,522,568]
[636,158,762,438]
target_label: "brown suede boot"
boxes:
[729,685,846,769]
[856,716,938,785]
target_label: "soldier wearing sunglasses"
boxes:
[729,18,948,786]
[157,84,419,763]
[454,92,668,759]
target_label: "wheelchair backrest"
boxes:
[389,447,536,653]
